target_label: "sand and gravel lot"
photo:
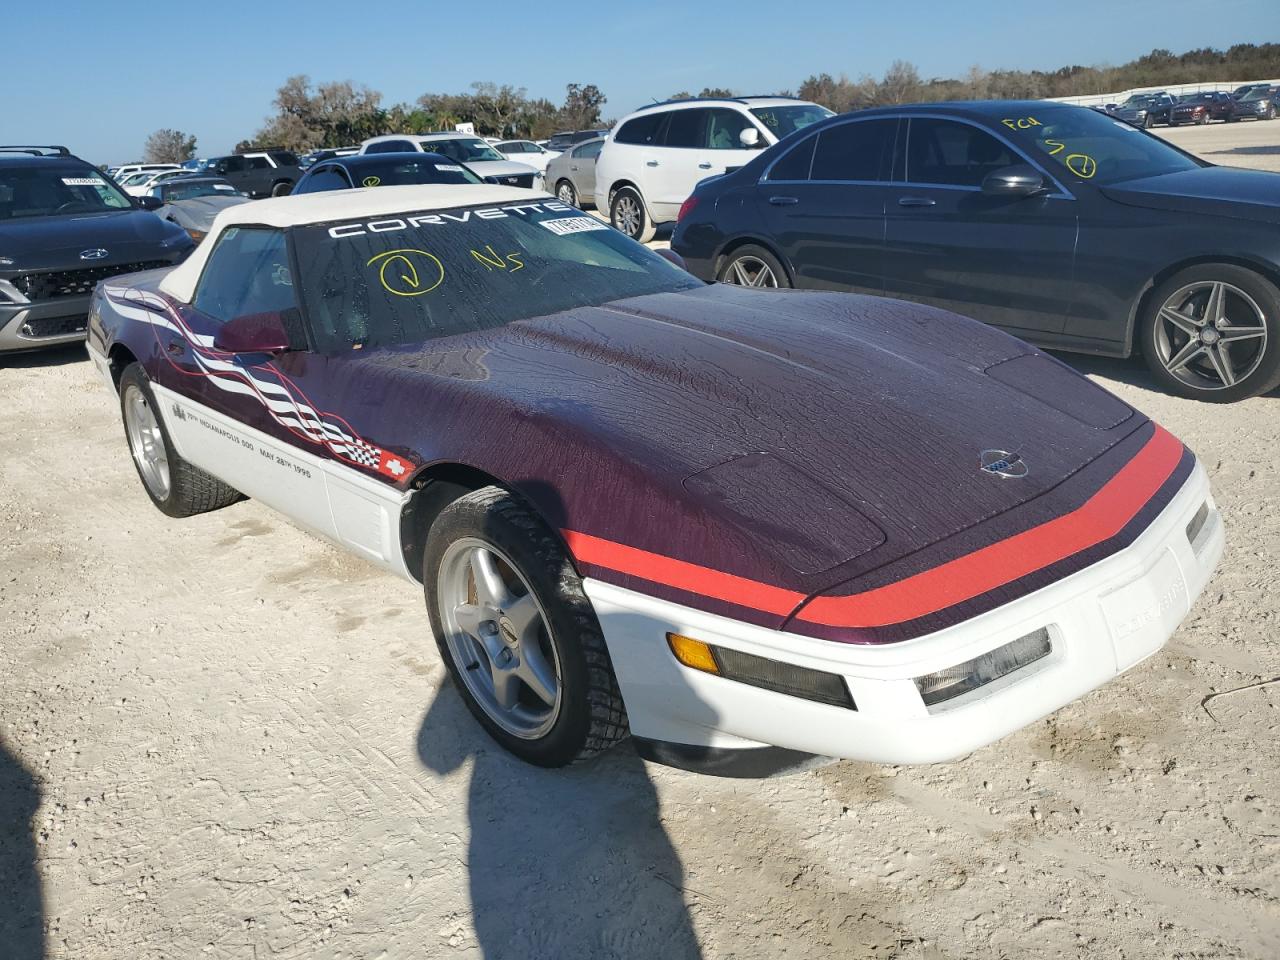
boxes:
[1,120,1278,960]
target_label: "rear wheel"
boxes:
[610,186,656,244]
[717,244,791,289]
[555,179,578,207]
[271,180,293,197]
[1143,113,1154,129]
[424,487,628,766]
[1139,264,1280,402]
[118,363,243,516]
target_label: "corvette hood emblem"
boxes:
[980,449,1028,479]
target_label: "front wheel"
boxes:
[716,244,792,289]
[424,487,628,766]
[118,363,243,516]
[555,179,578,207]
[1143,114,1154,129]
[271,180,293,197]
[609,187,656,244]
[1139,264,1280,402]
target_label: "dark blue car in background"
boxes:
[291,152,483,194]
[672,101,1280,402]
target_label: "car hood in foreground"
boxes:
[0,209,188,272]
[352,285,1151,639]
[160,195,254,232]
[1100,166,1280,225]
[462,159,540,179]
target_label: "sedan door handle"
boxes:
[898,196,936,207]
[768,196,798,205]
[698,162,713,169]
[645,160,659,167]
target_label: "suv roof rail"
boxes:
[0,144,72,157]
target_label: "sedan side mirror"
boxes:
[738,127,762,149]
[655,248,688,272]
[212,310,293,355]
[135,195,163,211]
[982,164,1046,198]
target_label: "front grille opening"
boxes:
[20,314,88,338]
[13,260,170,301]
[1185,501,1211,554]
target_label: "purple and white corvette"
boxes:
[88,184,1224,773]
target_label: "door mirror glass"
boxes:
[739,127,761,149]
[135,195,163,211]
[212,310,293,354]
[981,164,1046,197]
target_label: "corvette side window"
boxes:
[193,227,297,325]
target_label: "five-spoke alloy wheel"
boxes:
[716,244,792,290]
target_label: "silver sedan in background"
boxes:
[543,137,603,209]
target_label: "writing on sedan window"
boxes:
[1004,115,1097,179]
[327,200,578,239]
[367,248,445,297]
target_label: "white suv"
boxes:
[360,133,542,189]
[594,97,832,242]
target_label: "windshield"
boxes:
[1241,90,1271,102]
[160,180,239,201]
[1179,93,1215,103]
[292,200,699,352]
[1122,95,1156,107]
[999,105,1200,185]
[121,172,154,185]
[750,104,834,138]
[0,165,134,219]
[346,158,483,187]
[423,138,505,163]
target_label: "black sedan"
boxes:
[291,152,483,194]
[671,101,1280,402]
[1111,93,1177,128]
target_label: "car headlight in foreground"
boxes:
[913,627,1052,708]
[667,633,856,708]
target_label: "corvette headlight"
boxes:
[914,628,1052,708]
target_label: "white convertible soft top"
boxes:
[159,183,547,303]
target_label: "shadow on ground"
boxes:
[1053,350,1280,399]
[417,686,703,960]
[0,343,86,369]
[0,733,43,958]
[1205,144,1280,157]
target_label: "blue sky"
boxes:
[9,0,1277,164]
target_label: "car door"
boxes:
[647,108,707,222]
[216,156,248,192]
[570,139,602,198]
[246,155,274,196]
[156,226,339,540]
[754,117,899,294]
[880,116,1077,339]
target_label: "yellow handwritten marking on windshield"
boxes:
[362,176,381,187]
[367,249,444,297]
[1001,117,1041,131]
[1065,153,1097,178]
[1043,138,1066,156]
[469,245,525,272]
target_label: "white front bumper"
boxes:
[587,461,1223,764]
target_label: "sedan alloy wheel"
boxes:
[1153,280,1268,392]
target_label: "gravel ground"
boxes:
[1,121,1278,960]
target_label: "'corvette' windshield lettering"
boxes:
[327,201,575,239]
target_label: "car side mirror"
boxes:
[136,195,163,211]
[739,127,762,149]
[212,310,293,355]
[655,248,688,272]
[981,164,1046,198]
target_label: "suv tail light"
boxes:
[677,195,700,223]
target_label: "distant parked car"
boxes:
[672,100,1280,402]
[595,96,832,242]
[360,133,540,188]
[291,152,483,194]
[546,129,609,152]
[139,176,252,244]
[1111,92,1177,128]
[1169,92,1234,125]
[1233,82,1274,99]
[111,162,182,180]
[299,147,359,170]
[544,137,603,208]
[120,168,196,197]
[493,139,557,173]
[206,151,303,197]
[1228,87,1279,121]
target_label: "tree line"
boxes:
[142,43,1280,159]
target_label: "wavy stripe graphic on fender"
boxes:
[564,425,1184,629]
[104,286,410,481]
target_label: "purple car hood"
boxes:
[365,285,1143,632]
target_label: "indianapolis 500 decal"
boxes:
[102,285,410,481]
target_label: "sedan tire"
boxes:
[610,187,656,244]
[717,244,792,289]
[555,179,578,208]
[118,363,244,517]
[424,486,628,767]
[1140,264,1280,403]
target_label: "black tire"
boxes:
[1267,106,1276,121]
[1197,112,1209,125]
[1138,263,1280,403]
[716,243,792,289]
[118,363,243,517]
[555,178,578,207]
[609,186,656,244]
[1143,113,1154,129]
[271,180,293,197]
[424,486,628,767]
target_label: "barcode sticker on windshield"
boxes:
[62,177,105,186]
[539,216,609,236]
[214,184,234,190]
[434,164,463,172]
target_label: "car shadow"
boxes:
[1204,144,1280,157]
[0,733,44,958]
[416,686,705,959]
[0,343,86,369]
[1052,351,1280,399]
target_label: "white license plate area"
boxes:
[1100,547,1188,671]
